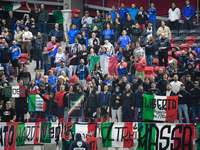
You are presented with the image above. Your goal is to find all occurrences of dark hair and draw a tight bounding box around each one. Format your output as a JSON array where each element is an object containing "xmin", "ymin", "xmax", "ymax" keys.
[
  {"xmin": 104, "ymin": 74, "xmax": 109, "ymax": 79},
  {"xmin": 106, "ymin": 22, "xmax": 112, "ymax": 30},
  {"xmin": 93, "ymin": 62, "xmax": 101, "ymax": 71},
  {"xmin": 65, "ymin": 3, "xmax": 69, "ymax": 6},
  {"xmin": 93, "ymin": 39, "xmax": 98, "ymax": 45},
  {"xmin": 121, "ymin": 2, "xmax": 125, "ymax": 5},
  {"xmin": 25, "ymin": 25, "xmax": 29, "ymax": 28},
  {"xmin": 112, "ymin": 5, "xmax": 116, "ymax": 8},
  {"xmin": 140, "ymin": 6, "xmax": 144, "ymax": 9},
  {"xmin": 172, "ymin": 2, "xmax": 176, "ymax": 5},
  {"xmin": 119, "ymin": 47, "xmax": 125, "ymax": 55}
]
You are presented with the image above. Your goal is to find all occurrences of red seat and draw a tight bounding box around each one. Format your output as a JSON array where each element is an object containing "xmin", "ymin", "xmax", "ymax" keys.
[
  {"xmin": 170, "ymin": 37, "xmax": 174, "ymax": 44},
  {"xmin": 154, "ymin": 66, "xmax": 165, "ymax": 74},
  {"xmin": 18, "ymin": 53, "xmax": 28, "ymax": 63},
  {"xmin": 193, "ymin": 51, "xmax": 198, "ymax": 58},
  {"xmin": 152, "ymin": 59, "xmax": 159, "ymax": 68},
  {"xmin": 168, "ymin": 51, "xmax": 172, "ymax": 56},
  {"xmin": 86, "ymin": 75, "xmax": 92, "ymax": 82},
  {"xmin": 36, "ymin": 118, "xmax": 46, "ymax": 122},
  {"xmin": 71, "ymin": 75, "xmax": 77, "ymax": 84},
  {"xmin": 170, "ymin": 44, "xmax": 180, "ymax": 51},
  {"xmin": 51, "ymin": 68, "xmax": 56, "ymax": 75},
  {"xmin": 175, "ymin": 51, "xmax": 182, "ymax": 56},
  {"xmin": 145, "ymin": 67, "xmax": 153, "ymax": 76},
  {"xmin": 181, "ymin": 43, "xmax": 191, "ymax": 52},
  {"xmin": 185, "ymin": 36, "xmax": 196, "ymax": 45}
]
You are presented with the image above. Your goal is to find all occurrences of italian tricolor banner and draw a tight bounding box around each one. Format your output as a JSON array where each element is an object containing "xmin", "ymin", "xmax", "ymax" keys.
[
  {"xmin": 3, "ymin": 1, "xmax": 26, "ymax": 11},
  {"xmin": 143, "ymin": 94, "xmax": 178, "ymax": 121},
  {"xmin": 16, "ymin": 122, "xmax": 41, "ymax": 145},
  {"xmin": 28, "ymin": 94, "xmax": 48, "ymax": 112},
  {"xmin": 4, "ymin": 86, "xmax": 26, "ymax": 98},
  {"xmin": 90, "ymin": 55, "xmax": 118, "ymax": 75},
  {"xmin": 68, "ymin": 94, "xmax": 84, "ymax": 116},
  {"xmin": 101, "ymin": 122, "xmax": 137, "ymax": 148},
  {"xmin": 53, "ymin": 9, "xmax": 80, "ymax": 24}
]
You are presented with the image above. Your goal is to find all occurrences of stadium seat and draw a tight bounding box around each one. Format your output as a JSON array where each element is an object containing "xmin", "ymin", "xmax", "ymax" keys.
[
  {"xmin": 174, "ymin": 37, "xmax": 185, "ymax": 45},
  {"xmin": 180, "ymin": 43, "xmax": 191, "ymax": 52},
  {"xmin": 86, "ymin": 75, "xmax": 92, "ymax": 82},
  {"xmin": 189, "ymin": 29, "xmax": 199, "ymax": 37},
  {"xmin": 191, "ymin": 43, "xmax": 197, "ymax": 50},
  {"xmin": 194, "ymin": 22, "xmax": 200, "ymax": 29},
  {"xmin": 196, "ymin": 36, "xmax": 200, "ymax": 43},
  {"xmin": 168, "ymin": 51, "xmax": 173, "ymax": 60},
  {"xmin": 51, "ymin": 67, "xmax": 56, "ymax": 75},
  {"xmin": 154, "ymin": 66, "xmax": 165, "ymax": 74},
  {"xmin": 152, "ymin": 59, "xmax": 159, "ymax": 68},
  {"xmin": 175, "ymin": 51, "xmax": 182, "ymax": 56},
  {"xmin": 179, "ymin": 29, "xmax": 189, "ymax": 38},
  {"xmin": 170, "ymin": 43, "xmax": 180, "ymax": 51},
  {"xmin": 185, "ymin": 36, "xmax": 196, "ymax": 45},
  {"xmin": 171, "ymin": 30, "xmax": 179, "ymax": 37},
  {"xmin": 170, "ymin": 37, "xmax": 174, "ymax": 44},
  {"xmin": 18, "ymin": 53, "xmax": 28, "ymax": 63},
  {"xmin": 145, "ymin": 67, "xmax": 153, "ymax": 76}
]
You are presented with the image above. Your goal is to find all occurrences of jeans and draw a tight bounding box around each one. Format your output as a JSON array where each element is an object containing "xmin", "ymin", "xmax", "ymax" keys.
[
  {"xmin": 150, "ymin": 20, "xmax": 156, "ymax": 31},
  {"xmin": 69, "ymin": 65, "xmax": 77, "ymax": 77},
  {"xmin": 135, "ymin": 107, "xmax": 144, "ymax": 122},
  {"xmin": 64, "ymin": 108, "xmax": 68, "ymax": 122},
  {"xmin": 1, "ymin": 63, "xmax": 10, "ymax": 82},
  {"xmin": 112, "ymin": 106, "xmax": 122, "ymax": 122},
  {"xmin": 51, "ymin": 57, "xmax": 55, "ymax": 67},
  {"xmin": 191, "ymin": 106, "xmax": 200, "ymax": 123},
  {"xmin": 46, "ymin": 114, "xmax": 56, "ymax": 122},
  {"xmin": 178, "ymin": 104, "xmax": 189, "ymax": 123},
  {"xmin": 146, "ymin": 55, "xmax": 152, "ymax": 66},
  {"xmin": 32, "ymin": 112, "xmax": 46, "ymax": 122},
  {"xmin": 58, "ymin": 106, "xmax": 64, "ymax": 119},
  {"xmin": 36, "ymin": 60, "xmax": 43, "ymax": 69},
  {"xmin": 122, "ymin": 105, "xmax": 133, "ymax": 122},
  {"xmin": 127, "ymin": 74, "xmax": 135, "ymax": 84},
  {"xmin": 44, "ymin": 63, "xmax": 51, "ymax": 75},
  {"xmin": 38, "ymin": 22, "xmax": 47, "ymax": 33},
  {"xmin": 79, "ymin": 79, "xmax": 86, "ymax": 90},
  {"xmin": 82, "ymin": 107, "xmax": 85, "ymax": 122}
]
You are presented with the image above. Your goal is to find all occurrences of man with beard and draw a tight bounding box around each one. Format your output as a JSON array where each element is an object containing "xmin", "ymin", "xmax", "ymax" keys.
[
  {"xmin": 147, "ymin": 82, "xmax": 161, "ymax": 95},
  {"xmin": 170, "ymin": 74, "xmax": 182, "ymax": 94},
  {"xmin": 162, "ymin": 84, "xmax": 176, "ymax": 96},
  {"xmin": 90, "ymin": 16, "xmax": 103, "ymax": 32}
]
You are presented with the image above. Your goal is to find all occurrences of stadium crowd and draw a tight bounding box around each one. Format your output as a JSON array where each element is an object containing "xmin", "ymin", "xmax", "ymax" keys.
[{"xmin": 0, "ymin": 0, "xmax": 199, "ymax": 124}]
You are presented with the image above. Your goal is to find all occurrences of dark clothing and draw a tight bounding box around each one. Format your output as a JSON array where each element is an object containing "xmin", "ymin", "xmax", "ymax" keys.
[
  {"xmin": 57, "ymin": 81, "xmax": 68, "ymax": 92},
  {"xmin": 86, "ymin": 86, "xmax": 99, "ymax": 109},
  {"xmin": 39, "ymin": 94, "xmax": 59, "ymax": 116},
  {"xmin": 121, "ymin": 90, "xmax": 134, "ymax": 107},
  {"xmin": 126, "ymin": 61, "xmax": 135, "ymax": 75},
  {"xmin": 157, "ymin": 79, "xmax": 169, "ymax": 93},
  {"xmin": 70, "ymin": 138, "xmax": 89, "ymax": 150},
  {"xmin": 113, "ymin": 22, "xmax": 123, "ymax": 42},
  {"xmin": 29, "ymin": 23, "xmax": 38, "ymax": 36},
  {"xmin": 189, "ymin": 87, "xmax": 200, "ymax": 106},
  {"xmin": 69, "ymin": 53, "xmax": 78, "ymax": 65},
  {"xmin": 177, "ymin": 90, "xmax": 189, "ymax": 104},
  {"xmin": 72, "ymin": 17, "xmax": 82, "ymax": 30},
  {"xmin": 15, "ymin": 97, "xmax": 26, "ymax": 109},
  {"xmin": 111, "ymin": 92, "xmax": 122, "ymax": 109},
  {"xmin": 147, "ymin": 88, "xmax": 161, "ymax": 95},
  {"xmin": 143, "ymin": 83, "xmax": 150, "ymax": 92},
  {"xmin": 134, "ymin": 90, "xmax": 144, "ymax": 108},
  {"xmin": 72, "ymin": 83, "xmax": 80, "ymax": 93},
  {"xmin": 99, "ymin": 91, "xmax": 111, "ymax": 107},
  {"xmin": 118, "ymin": 81, "xmax": 128, "ymax": 92},
  {"xmin": 78, "ymin": 38, "xmax": 86, "ymax": 45},
  {"xmin": 37, "ymin": 9, "xmax": 49, "ymax": 22},
  {"xmin": 1, "ymin": 107, "xmax": 16, "ymax": 122},
  {"xmin": 49, "ymin": 29, "xmax": 63, "ymax": 43},
  {"xmin": 34, "ymin": 37, "xmax": 46, "ymax": 60},
  {"xmin": 172, "ymin": 52, "xmax": 188, "ymax": 69},
  {"xmin": 44, "ymin": 82, "xmax": 52, "ymax": 94},
  {"xmin": 78, "ymin": 51, "xmax": 89, "ymax": 65},
  {"xmin": 17, "ymin": 71, "xmax": 31, "ymax": 86},
  {"xmin": 124, "ymin": 49, "xmax": 133, "ymax": 62},
  {"xmin": 0, "ymin": 47, "xmax": 12, "ymax": 63},
  {"xmin": 30, "ymin": 10, "xmax": 38, "ymax": 23},
  {"xmin": 135, "ymin": 11, "xmax": 148, "ymax": 25},
  {"xmin": 131, "ymin": 79, "xmax": 144, "ymax": 92},
  {"xmin": 145, "ymin": 42, "xmax": 156, "ymax": 56},
  {"xmin": 162, "ymin": 91, "xmax": 176, "ymax": 96},
  {"xmin": 155, "ymin": 74, "xmax": 163, "ymax": 82},
  {"xmin": 6, "ymin": 16, "xmax": 17, "ymax": 29},
  {"xmin": 131, "ymin": 27, "xmax": 143, "ymax": 42},
  {"xmin": 123, "ymin": 20, "xmax": 134, "ymax": 35},
  {"xmin": 185, "ymin": 80, "xmax": 194, "ymax": 92}
]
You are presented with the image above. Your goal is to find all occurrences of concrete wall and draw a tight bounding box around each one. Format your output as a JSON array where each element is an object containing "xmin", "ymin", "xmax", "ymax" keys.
[{"xmin": 71, "ymin": 0, "xmax": 83, "ymax": 17}]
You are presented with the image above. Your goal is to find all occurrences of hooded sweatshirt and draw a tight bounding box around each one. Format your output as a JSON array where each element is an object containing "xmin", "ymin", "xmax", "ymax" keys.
[{"xmin": 86, "ymin": 86, "xmax": 99, "ymax": 108}]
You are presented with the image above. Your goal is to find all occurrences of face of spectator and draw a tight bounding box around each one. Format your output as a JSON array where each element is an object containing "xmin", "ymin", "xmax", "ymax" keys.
[
  {"xmin": 41, "ymin": 4, "xmax": 45, "ymax": 10},
  {"xmin": 58, "ymin": 47, "xmax": 62, "ymax": 52},
  {"xmin": 37, "ymin": 32, "xmax": 42, "ymax": 38},
  {"xmin": 51, "ymin": 37, "xmax": 56, "ymax": 43},
  {"xmin": 75, "ymin": 13, "xmax": 78, "ymax": 17},
  {"xmin": 122, "ymin": 30, "xmax": 126, "ymax": 36},
  {"xmin": 148, "ymin": 22, "xmax": 152, "ymax": 27},
  {"xmin": 167, "ymin": 85, "xmax": 172, "ymax": 91},
  {"xmin": 82, "ymin": 45, "xmax": 86, "ymax": 51},
  {"xmin": 49, "ymin": 71, "xmax": 53, "ymax": 76},
  {"xmin": 91, "ymin": 33, "xmax": 96, "ymax": 38},
  {"xmin": 106, "ymin": 23, "xmax": 111, "ymax": 29},
  {"xmin": 151, "ymin": 83, "xmax": 156, "ymax": 88},
  {"xmin": 172, "ymin": 3, "xmax": 176, "ymax": 8},
  {"xmin": 17, "ymin": 26, "xmax": 20, "ymax": 31},
  {"xmin": 159, "ymin": 69, "xmax": 163, "ymax": 74},
  {"xmin": 73, "ymin": 47, "xmax": 77, "ymax": 53},
  {"xmin": 21, "ymin": 20, "xmax": 24, "ymax": 25},
  {"xmin": 126, "ymin": 84, "xmax": 131, "ymax": 91},
  {"xmin": 6, "ymin": 101, "xmax": 11, "ymax": 109},
  {"xmin": 194, "ymin": 83, "xmax": 199, "ymax": 88},
  {"xmin": 134, "ymin": 78, "xmax": 138, "ymax": 82},
  {"xmin": 138, "ymin": 85, "xmax": 143, "ymax": 91},
  {"xmin": 112, "ymin": 6, "xmax": 116, "ymax": 11},
  {"xmin": 186, "ymin": 76, "xmax": 191, "ymax": 81},
  {"xmin": 43, "ymin": 47, "xmax": 47, "ymax": 52},
  {"xmin": 9, "ymin": 11, "xmax": 13, "ymax": 17},
  {"xmin": 140, "ymin": 7, "xmax": 144, "ymax": 11},
  {"xmin": 145, "ymin": 78, "xmax": 150, "ymax": 84},
  {"xmin": 2, "ymin": 19, "xmax": 6, "ymax": 24},
  {"xmin": 181, "ymin": 51, "xmax": 185, "ymax": 56},
  {"xmin": 80, "ymin": 59, "xmax": 84, "ymax": 65},
  {"xmin": 65, "ymin": 4, "xmax": 69, "ymax": 10},
  {"xmin": 94, "ymin": 16, "xmax": 98, "ymax": 21},
  {"xmin": 55, "ymin": 23, "xmax": 59, "ymax": 29},
  {"xmin": 180, "ymin": 85, "xmax": 185, "ymax": 90},
  {"xmin": 174, "ymin": 75, "xmax": 178, "ymax": 81},
  {"xmin": 75, "ymin": 77, "xmax": 79, "ymax": 84},
  {"xmin": 137, "ymin": 53, "xmax": 141, "ymax": 59},
  {"xmin": 4, "ymin": 42, "xmax": 8, "ymax": 48},
  {"xmin": 60, "ymin": 86, "xmax": 65, "ymax": 92},
  {"xmin": 44, "ymin": 76, "xmax": 48, "ymax": 83},
  {"xmin": 23, "ymin": 65, "xmax": 28, "ymax": 72},
  {"xmin": 34, "ymin": 6, "xmax": 38, "ymax": 11},
  {"xmin": 5, "ymin": 28, "xmax": 8, "ymax": 32},
  {"xmin": 121, "ymin": 3, "xmax": 125, "ymax": 8},
  {"xmin": 136, "ymin": 42, "xmax": 140, "ymax": 48},
  {"xmin": 104, "ymin": 39, "xmax": 109, "ymax": 44},
  {"xmin": 127, "ymin": 15, "xmax": 131, "ymax": 20},
  {"xmin": 25, "ymin": 26, "xmax": 29, "ymax": 31},
  {"xmin": 90, "ymin": 48, "xmax": 94, "ymax": 54},
  {"xmin": 12, "ymin": 40, "xmax": 17, "ymax": 46},
  {"xmin": 163, "ymin": 74, "xmax": 167, "ymax": 80},
  {"xmin": 61, "ymin": 71, "xmax": 66, "ymax": 77},
  {"xmin": 161, "ymin": 21, "xmax": 165, "ymax": 26},
  {"xmin": 135, "ymin": 23, "xmax": 139, "ymax": 27},
  {"xmin": 137, "ymin": 74, "xmax": 142, "ymax": 80},
  {"xmin": 150, "ymin": 3, "xmax": 154, "ymax": 8},
  {"xmin": 122, "ymin": 76, "xmax": 127, "ymax": 82},
  {"xmin": 85, "ymin": 12, "xmax": 89, "ymax": 17},
  {"xmin": 104, "ymin": 86, "xmax": 108, "ymax": 91},
  {"xmin": 1, "ymin": 75, "xmax": 6, "ymax": 81},
  {"xmin": 186, "ymin": 0, "xmax": 190, "ymax": 5},
  {"xmin": 72, "ymin": 24, "xmax": 76, "ymax": 30},
  {"xmin": 132, "ymin": 4, "xmax": 136, "ymax": 9},
  {"xmin": 49, "ymin": 93, "xmax": 53, "ymax": 98}
]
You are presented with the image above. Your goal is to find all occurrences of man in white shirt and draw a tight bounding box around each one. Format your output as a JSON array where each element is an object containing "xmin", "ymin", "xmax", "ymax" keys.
[
  {"xmin": 170, "ymin": 75, "xmax": 182, "ymax": 94},
  {"xmin": 81, "ymin": 11, "xmax": 92, "ymax": 38},
  {"xmin": 168, "ymin": 2, "xmax": 181, "ymax": 30},
  {"xmin": 62, "ymin": 3, "xmax": 70, "ymax": 38},
  {"xmin": 21, "ymin": 25, "xmax": 33, "ymax": 61},
  {"xmin": 133, "ymin": 41, "xmax": 145, "ymax": 60},
  {"xmin": 88, "ymin": 32, "xmax": 100, "ymax": 47}
]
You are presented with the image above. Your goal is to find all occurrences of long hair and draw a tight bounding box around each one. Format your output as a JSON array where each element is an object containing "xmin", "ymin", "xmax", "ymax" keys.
[
  {"xmin": 148, "ymin": 37, "xmax": 155, "ymax": 44},
  {"xmin": 35, "ymin": 72, "xmax": 42, "ymax": 79},
  {"xmin": 106, "ymin": 14, "xmax": 113, "ymax": 23},
  {"xmin": 93, "ymin": 62, "xmax": 101, "ymax": 71}
]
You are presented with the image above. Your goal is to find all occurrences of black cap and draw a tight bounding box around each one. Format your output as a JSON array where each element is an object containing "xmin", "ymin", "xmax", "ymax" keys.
[
  {"xmin": 40, "ymin": 84, "xmax": 45, "ymax": 87},
  {"xmin": 75, "ymin": 12, "xmax": 79, "ymax": 14},
  {"xmin": 148, "ymin": 21, "xmax": 153, "ymax": 24},
  {"xmin": 181, "ymin": 84, "xmax": 185, "ymax": 86}
]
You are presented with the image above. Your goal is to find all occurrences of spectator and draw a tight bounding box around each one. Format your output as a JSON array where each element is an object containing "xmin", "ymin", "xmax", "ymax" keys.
[
  {"xmin": 142, "ymin": 21, "xmax": 156, "ymax": 45},
  {"xmin": 134, "ymin": 53, "xmax": 146, "ymax": 81},
  {"xmin": 57, "ymin": 75, "xmax": 68, "ymax": 92},
  {"xmin": 90, "ymin": 16, "xmax": 103, "ymax": 32},
  {"xmin": 99, "ymin": 85, "xmax": 111, "ymax": 122},
  {"xmin": 116, "ymin": 57, "xmax": 127, "ymax": 80},
  {"xmin": 168, "ymin": 2, "xmax": 181, "ymax": 30},
  {"xmin": 116, "ymin": 13, "xmax": 123, "ymax": 24},
  {"xmin": 69, "ymin": 46, "xmax": 78, "ymax": 77},
  {"xmin": 117, "ymin": 30, "xmax": 131, "ymax": 49},
  {"xmin": 21, "ymin": 25, "xmax": 33, "ymax": 62},
  {"xmin": 96, "ymin": 10, "xmax": 102, "ymax": 22},
  {"xmin": 72, "ymin": 77, "xmax": 80, "ymax": 93},
  {"xmin": 90, "ymin": 39, "xmax": 100, "ymax": 55},
  {"xmin": 145, "ymin": 37, "xmax": 156, "ymax": 66},
  {"xmin": 42, "ymin": 47, "xmax": 54, "ymax": 75},
  {"xmin": 63, "ymin": 86, "xmax": 73, "ymax": 122},
  {"xmin": 17, "ymin": 64, "xmax": 31, "ymax": 86},
  {"xmin": 133, "ymin": 41, "xmax": 145, "ymax": 60},
  {"xmin": 87, "ymin": 47, "xmax": 97, "ymax": 63},
  {"xmin": 157, "ymin": 73, "xmax": 169, "ymax": 94},
  {"xmin": 66, "ymin": 37, "xmax": 82, "ymax": 52},
  {"xmin": 134, "ymin": 85, "xmax": 145, "ymax": 122},
  {"xmin": 66, "ymin": 24, "xmax": 80, "ymax": 45},
  {"xmin": 131, "ymin": 22, "xmax": 143, "ymax": 48},
  {"xmin": 0, "ymin": 101, "xmax": 16, "ymax": 122},
  {"xmin": 113, "ymin": 18, "xmax": 123, "ymax": 43},
  {"xmin": 147, "ymin": 3, "xmax": 157, "ymax": 30},
  {"xmin": 29, "ymin": 18, "xmax": 38, "ymax": 36},
  {"xmin": 36, "ymin": 4, "xmax": 49, "ymax": 33},
  {"xmin": 143, "ymin": 77, "xmax": 151, "ymax": 91},
  {"xmin": 157, "ymin": 21, "xmax": 171, "ymax": 40},
  {"xmin": 49, "ymin": 23, "xmax": 63, "ymax": 44},
  {"xmin": 23, "ymin": 14, "xmax": 31, "ymax": 26},
  {"xmin": 103, "ymin": 39, "xmax": 114, "ymax": 52},
  {"xmin": 155, "ymin": 68, "xmax": 164, "ymax": 82},
  {"xmin": 43, "ymin": 75, "xmax": 51, "ymax": 94},
  {"xmin": 127, "ymin": 56, "xmax": 135, "ymax": 83},
  {"xmin": 81, "ymin": 11, "xmax": 92, "ymax": 38},
  {"xmin": 124, "ymin": 45, "xmax": 132, "ymax": 62},
  {"xmin": 70, "ymin": 133, "xmax": 89, "ymax": 150},
  {"xmin": 111, "ymin": 86, "xmax": 122, "ymax": 122},
  {"xmin": 117, "ymin": 47, "xmax": 125, "ymax": 62},
  {"xmin": 127, "ymin": 4, "xmax": 139, "ymax": 21},
  {"xmin": 183, "ymin": 0, "xmax": 194, "ymax": 30},
  {"xmin": 147, "ymin": 82, "xmax": 161, "ymax": 95},
  {"xmin": 110, "ymin": 5, "xmax": 118, "ymax": 21},
  {"xmin": 72, "ymin": 12, "xmax": 81, "ymax": 30},
  {"xmin": 47, "ymin": 36, "xmax": 60, "ymax": 67},
  {"xmin": 123, "ymin": 14, "xmax": 134, "ymax": 39},
  {"xmin": 102, "ymin": 23, "xmax": 114, "ymax": 43},
  {"xmin": 177, "ymin": 84, "xmax": 189, "ymax": 123},
  {"xmin": 54, "ymin": 47, "xmax": 65, "ymax": 67},
  {"xmin": 170, "ymin": 75, "xmax": 182, "ymax": 94},
  {"xmin": 162, "ymin": 84, "xmax": 176, "ymax": 96},
  {"xmin": 4, "ymin": 28, "xmax": 13, "ymax": 46},
  {"xmin": 121, "ymin": 84, "xmax": 134, "ymax": 122},
  {"xmin": 63, "ymin": 50, "xmax": 69, "ymax": 67},
  {"xmin": 77, "ymin": 33, "xmax": 86, "ymax": 45},
  {"xmin": 185, "ymin": 74, "xmax": 194, "ymax": 92},
  {"xmin": 189, "ymin": 81, "xmax": 200, "ymax": 123},
  {"xmin": 34, "ymin": 32, "xmax": 45, "ymax": 70},
  {"xmin": 172, "ymin": 49, "xmax": 188, "ymax": 70},
  {"xmin": 34, "ymin": 72, "xmax": 44, "ymax": 88},
  {"xmin": 157, "ymin": 33, "xmax": 171, "ymax": 67},
  {"xmin": 88, "ymin": 32, "xmax": 100, "ymax": 48},
  {"xmin": 19, "ymin": 20, "xmax": 25, "ymax": 31},
  {"xmin": 10, "ymin": 40, "xmax": 21, "ymax": 76},
  {"xmin": 14, "ymin": 26, "xmax": 22, "ymax": 45},
  {"xmin": 15, "ymin": 80, "xmax": 26, "ymax": 122},
  {"xmin": 48, "ymin": 69, "xmax": 58, "ymax": 96},
  {"xmin": 135, "ymin": 6, "xmax": 148, "ymax": 30},
  {"xmin": 26, "ymin": 3, "xmax": 39, "ymax": 22},
  {"xmin": 117, "ymin": 3, "xmax": 129, "ymax": 22},
  {"xmin": 55, "ymin": 61, "xmax": 70, "ymax": 79},
  {"xmin": 78, "ymin": 45, "xmax": 89, "ymax": 65},
  {"xmin": 55, "ymin": 85, "xmax": 66, "ymax": 120},
  {"xmin": 6, "ymin": 11, "xmax": 17, "ymax": 36},
  {"xmin": 0, "ymin": 42, "xmax": 12, "ymax": 82},
  {"xmin": 91, "ymin": 62, "xmax": 103, "ymax": 84},
  {"xmin": 1, "ymin": 19, "xmax": 6, "ymax": 32}
]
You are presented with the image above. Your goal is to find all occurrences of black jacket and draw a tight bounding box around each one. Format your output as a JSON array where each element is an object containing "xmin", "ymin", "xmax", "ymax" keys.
[
  {"xmin": 123, "ymin": 19, "xmax": 134, "ymax": 35},
  {"xmin": 131, "ymin": 27, "xmax": 143, "ymax": 42},
  {"xmin": 78, "ymin": 50, "xmax": 89, "ymax": 65},
  {"xmin": 135, "ymin": 11, "xmax": 148, "ymax": 24},
  {"xmin": 131, "ymin": 79, "xmax": 144, "ymax": 92},
  {"xmin": 126, "ymin": 61, "xmax": 135, "ymax": 75},
  {"xmin": 44, "ymin": 82, "xmax": 52, "ymax": 94},
  {"xmin": 172, "ymin": 52, "xmax": 188, "ymax": 69},
  {"xmin": 113, "ymin": 22, "xmax": 123, "ymax": 42},
  {"xmin": 121, "ymin": 90, "xmax": 134, "ymax": 106},
  {"xmin": 157, "ymin": 79, "xmax": 169, "ymax": 93},
  {"xmin": 143, "ymin": 83, "xmax": 151, "ymax": 92},
  {"xmin": 189, "ymin": 87, "xmax": 200, "ymax": 106},
  {"xmin": 162, "ymin": 91, "xmax": 176, "ymax": 96},
  {"xmin": 185, "ymin": 80, "xmax": 194, "ymax": 92},
  {"xmin": 157, "ymin": 38, "xmax": 171, "ymax": 53},
  {"xmin": 147, "ymin": 88, "xmax": 161, "ymax": 95},
  {"xmin": 39, "ymin": 94, "xmax": 59, "ymax": 116},
  {"xmin": 134, "ymin": 90, "xmax": 145, "ymax": 108},
  {"xmin": 86, "ymin": 86, "xmax": 99, "ymax": 108},
  {"xmin": 111, "ymin": 91, "xmax": 122, "ymax": 109},
  {"xmin": 0, "ymin": 47, "xmax": 12, "ymax": 63},
  {"xmin": 145, "ymin": 42, "xmax": 156, "ymax": 56},
  {"xmin": 155, "ymin": 73, "xmax": 163, "ymax": 82},
  {"xmin": 177, "ymin": 90, "xmax": 189, "ymax": 105}
]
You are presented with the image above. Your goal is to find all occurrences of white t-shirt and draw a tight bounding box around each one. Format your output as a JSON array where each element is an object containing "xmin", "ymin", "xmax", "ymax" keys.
[
  {"xmin": 22, "ymin": 31, "xmax": 33, "ymax": 42},
  {"xmin": 170, "ymin": 81, "xmax": 182, "ymax": 94}
]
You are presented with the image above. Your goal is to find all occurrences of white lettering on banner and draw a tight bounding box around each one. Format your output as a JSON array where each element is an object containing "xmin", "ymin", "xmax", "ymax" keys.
[
  {"xmin": 35, "ymin": 95, "xmax": 43, "ymax": 111},
  {"xmin": 70, "ymin": 101, "xmax": 81, "ymax": 110}
]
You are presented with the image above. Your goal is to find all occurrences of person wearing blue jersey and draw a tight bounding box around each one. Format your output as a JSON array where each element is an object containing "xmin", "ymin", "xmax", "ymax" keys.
[
  {"xmin": 147, "ymin": 3, "xmax": 157, "ymax": 30},
  {"xmin": 48, "ymin": 69, "xmax": 58, "ymax": 96},
  {"xmin": 117, "ymin": 3, "xmax": 129, "ymax": 23},
  {"xmin": 127, "ymin": 4, "xmax": 139, "ymax": 21},
  {"xmin": 183, "ymin": 0, "xmax": 195, "ymax": 30},
  {"xmin": 117, "ymin": 30, "xmax": 131, "ymax": 49},
  {"xmin": 82, "ymin": 31, "xmax": 88, "ymax": 48},
  {"xmin": 102, "ymin": 23, "xmax": 114, "ymax": 44},
  {"xmin": 10, "ymin": 40, "xmax": 21, "ymax": 76},
  {"xmin": 110, "ymin": 5, "xmax": 118, "ymax": 21},
  {"xmin": 66, "ymin": 24, "xmax": 80, "ymax": 44}
]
